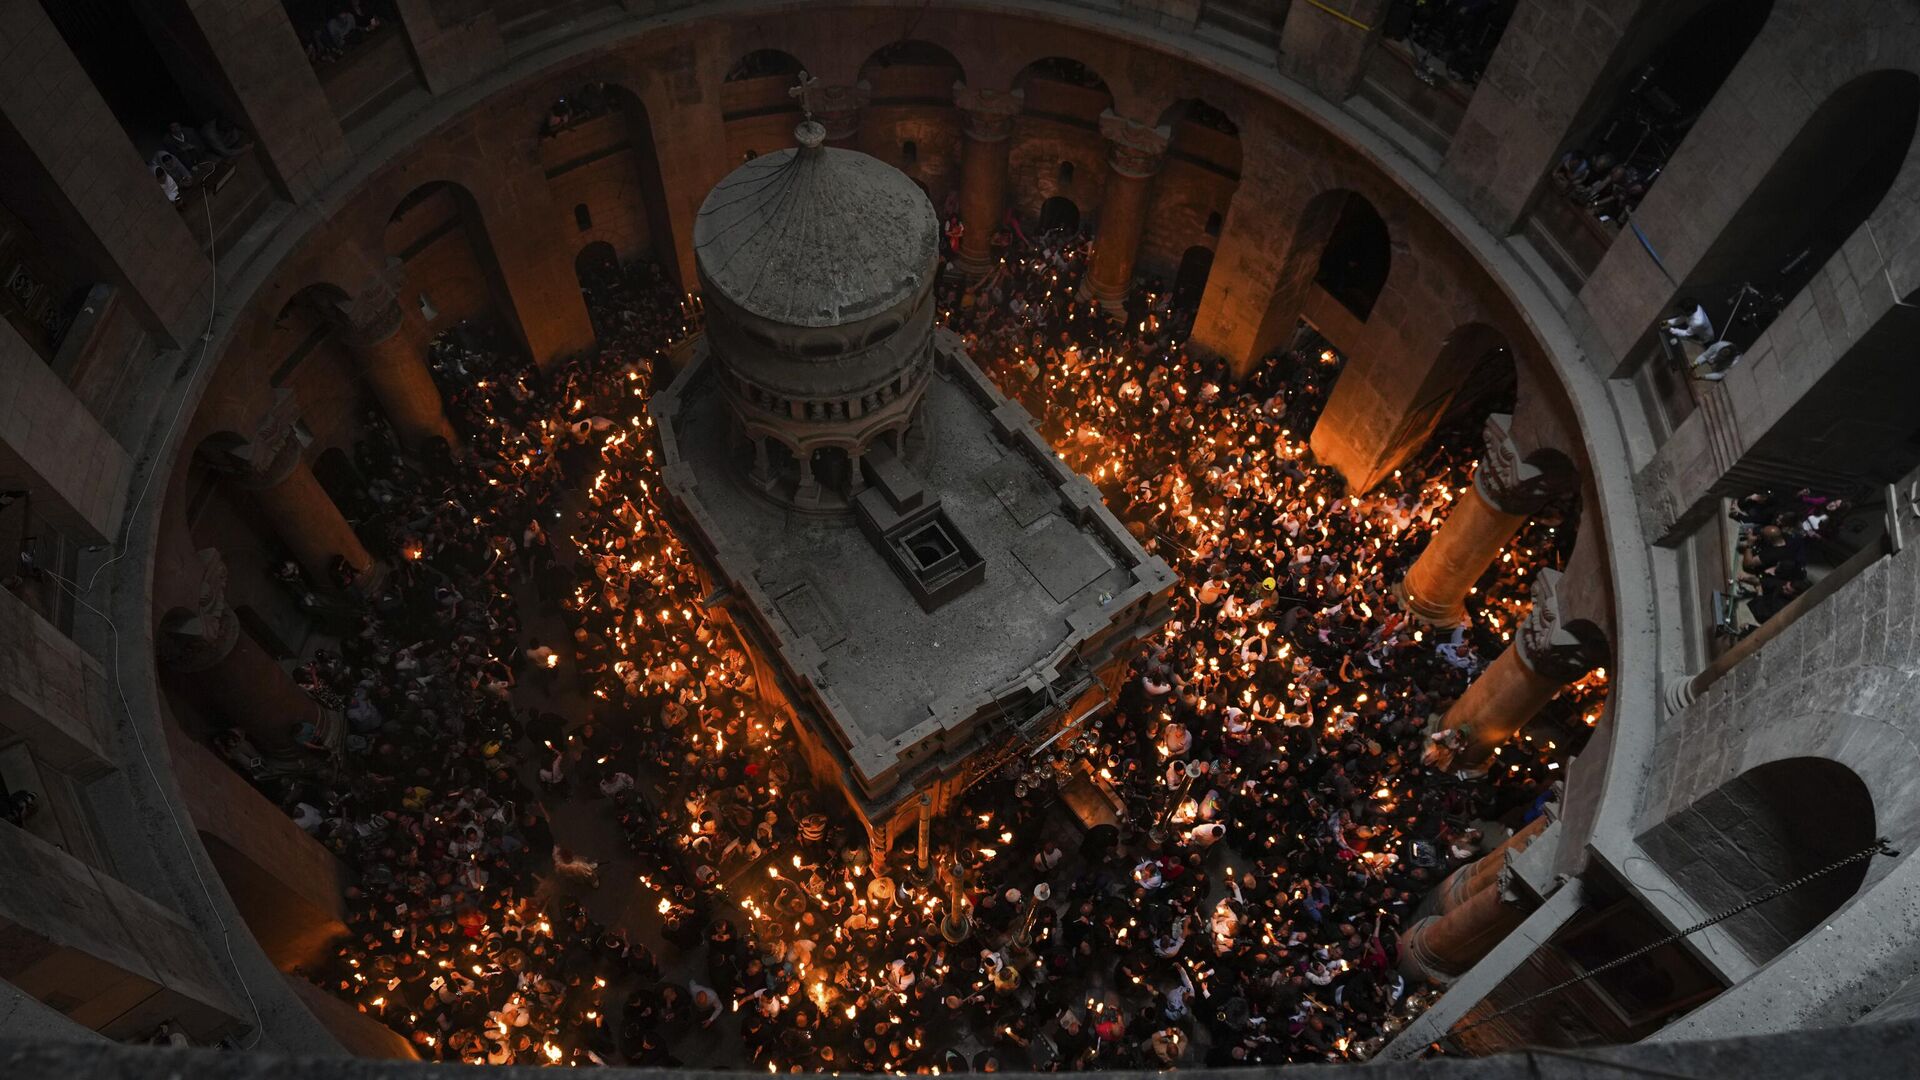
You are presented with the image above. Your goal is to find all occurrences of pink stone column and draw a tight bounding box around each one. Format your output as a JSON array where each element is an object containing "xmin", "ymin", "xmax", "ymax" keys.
[
  {"xmin": 1439, "ymin": 569, "xmax": 1605, "ymax": 760},
  {"xmin": 1086, "ymin": 112, "xmax": 1170, "ymax": 312},
  {"xmin": 1400, "ymin": 415, "xmax": 1567, "ymax": 624},
  {"xmin": 952, "ymin": 85, "xmax": 1024, "ymax": 279}
]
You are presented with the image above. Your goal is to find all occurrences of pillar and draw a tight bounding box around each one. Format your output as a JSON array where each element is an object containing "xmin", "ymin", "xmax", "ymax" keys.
[
  {"xmin": 0, "ymin": 825, "xmax": 248, "ymax": 1042},
  {"xmin": 1, "ymin": 322, "xmax": 133, "ymax": 546},
  {"xmin": 0, "ymin": 0, "xmax": 210, "ymax": 345},
  {"xmin": 1399, "ymin": 414, "xmax": 1567, "ymax": 625},
  {"xmin": 951, "ymin": 84, "xmax": 1024, "ymax": 278},
  {"xmin": 813, "ymin": 83, "xmax": 869, "ymax": 150},
  {"xmin": 1439, "ymin": 569, "xmax": 1605, "ymax": 759},
  {"xmin": 1087, "ymin": 111, "xmax": 1170, "ymax": 312},
  {"xmin": 0, "ymin": 584, "xmax": 113, "ymax": 778},
  {"xmin": 1277, "ymin": 0, "xmax": 1389, "ymax": 101},
  {"xmin": 794, "ymin": 448, "xmax": 821, "ymax": 506},
  {"xmin": 392, "ymin": 0, "xmax": 505, "ymax": 95},
  {"xmin": 243, "ymin": 435, "xmax": 376, "ymax": 590},
  {"xmin": 345, "ymin": 295, "xmax": 456, "ymax": 449},
  {"xmin": 1397, "ymin": 867, "xmax": 1532, "ymax": 983},
  {"xmin": 1435, "ymin": 806, "xmax": 1554, "ymax": 914},
  {"xmin": 164, "ymin": 0, "xmax": 350, "ymax": 199},
  {"xmin": 157, "ymin": 550, "xmax": 326, "ymax": 761}
]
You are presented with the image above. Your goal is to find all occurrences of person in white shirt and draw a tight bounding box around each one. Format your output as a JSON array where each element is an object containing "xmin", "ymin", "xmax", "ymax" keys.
[{"xmin": 1664, "ymin": 298, "xmax": 1714, "ymax": 343}]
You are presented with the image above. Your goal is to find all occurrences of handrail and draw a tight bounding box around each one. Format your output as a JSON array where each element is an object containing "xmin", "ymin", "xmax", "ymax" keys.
[{"xmin": 1667, "ymin": 509, "xmax": 1896, "ymax": 714}]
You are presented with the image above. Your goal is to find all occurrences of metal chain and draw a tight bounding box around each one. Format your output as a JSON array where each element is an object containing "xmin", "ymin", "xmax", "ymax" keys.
[{"xmin": 1440, "ymin": 836, "xmax": 1898, "ymax": 1044}]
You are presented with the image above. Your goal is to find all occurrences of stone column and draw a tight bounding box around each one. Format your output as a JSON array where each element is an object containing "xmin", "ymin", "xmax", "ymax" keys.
[
  {"xmin": 345, "ymin": 294, "xmax": 456, "ymax": 449},
  {"xmin": 1435, "ymin": 806, "xmax": 1554, "ymax": 913},
  {"xmin": 207, "ymin": 400, "xmax": 377, "ymax": 591},
  {"xmin": 813, "ymin": 83, "xmax": 870, "ymax": 150},
  {"xmin": 794, "ymin": 449, "xmax": 821, "ymax": 507},
  {"xmin": 1087, "ymin": 112, "xmax": 1170, "ymax": 312},
  {"xmin": 158, "ymin": 550, "xmax": 326, "ymax": 762},
  {"xmin": 245, "ymin": 440, "xmax": 376, "ymax": 591},
  {"xmin": 951, "ymin": 85, "xmax": 1024, "ymax": 279},
  {"xmin": 1440, "ymin": 569, "xmax": 1605, "ymax": 759},
  {"xmin": 1397, "ymin": 866, "xmax": 1531, "ymax": 983},
  {"xmin": 750, "ymin": 436, "xmax": 773, "ymax": 486},
  {"xmin": 1399, "ymin": 414, "xmax": 1567, "ymax": 624}
]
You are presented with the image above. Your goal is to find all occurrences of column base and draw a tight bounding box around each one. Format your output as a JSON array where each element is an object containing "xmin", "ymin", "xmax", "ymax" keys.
[
  {"xmin": 951, "ymin": 250, "xmax": 997, "ymax": 280},
  {"xmin": 1087, "ymin": 278, "xmax": 1129, "ymax": 313},
  {"xmin": 1395, "ymin": 915, "xmax": 1459, "ymax": 984},
  {"xmin": 1395, "ymin": 577, "xmax": 1467, "ymax": 627}
]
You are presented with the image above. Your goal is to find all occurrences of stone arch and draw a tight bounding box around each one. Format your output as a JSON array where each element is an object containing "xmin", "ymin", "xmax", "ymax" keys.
[
  {"xmin": 1639, "ymin": 757, "xmax": 1875, "ymax": 965},
  {"xmin": 723, "ymin": 49, "xmax": 810, "ymax": 162},
  {"xmin": 858, "ymin": 40, "xmax": 964, "ymax": 103},
  {"xmin": 1142, "ymin": 98, "xmax": 1241, "ymax": 281},
  {"xmin": 1038, "ymin": 196, "xmax": 1080, "ymax": 235},
  {"xmin": 1013, "ymin": 56, "xmax": 1114, "ymax": 124},
  {"xmin": 855, "ymin": 41, "xmax": 965, "ymax": 205},
  {"xmin": 1429, "ymin": 322, "xmax": 1521, "ymax": 434},
  {"xmin": 537, "ymin": 82, "xmax": 680, "ymax": 284},
  {"xmin": 725, "ymin": 48, "xmax": 807, "ymax": 84},
  {"xmin": 1314, "ymin": 190, "xmax": 1392, "ymax": 323},
  {"xmin": 574, "ymin": 240, "xmax": 619, "ymax": 284},
  {"xmin": 382, "ymin": 179, "xmax": 515, "ymax": 344},
  {"xmin": 1665, "ymin": 69, "xmax": 1918, "ymax": 351}
]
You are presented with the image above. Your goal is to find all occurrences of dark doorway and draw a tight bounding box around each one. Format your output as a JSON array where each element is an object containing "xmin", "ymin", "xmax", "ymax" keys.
[
  {"xmin": 1173, "ymin": 246, "xmax": 1214, "ymax": 309},
  {"xmin": 1039, "ymin": 196, "xmax": 1080, "ymax": 236}
]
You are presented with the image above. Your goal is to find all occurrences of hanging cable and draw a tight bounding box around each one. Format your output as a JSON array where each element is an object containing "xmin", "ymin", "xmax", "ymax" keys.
[{"xmin": 1437, "ymin": 836, "xmax": 1897, "ymax": 1049}]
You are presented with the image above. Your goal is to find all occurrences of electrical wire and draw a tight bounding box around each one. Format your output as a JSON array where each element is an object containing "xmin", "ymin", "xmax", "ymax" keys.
[
  {"xmin": 1440, "ymin": 837, "xmax": 1896, "ymax": 1048},
  {"xmin": 47, "ymin": 188, "xmax": 267, "ymax": 1048}
]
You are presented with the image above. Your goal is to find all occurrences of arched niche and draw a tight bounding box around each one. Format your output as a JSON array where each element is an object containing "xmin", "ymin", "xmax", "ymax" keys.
[
  {"xmin": 1313, "ymin": 191, "xmax": 1391, "ymax": 323},
  {"xmin": 1640, "ymin": 757, "xmax": 1876, "ymax": 965},
  {"xmin": 537, "ymin": 82, "xmax": 681, "ymax": 285}
]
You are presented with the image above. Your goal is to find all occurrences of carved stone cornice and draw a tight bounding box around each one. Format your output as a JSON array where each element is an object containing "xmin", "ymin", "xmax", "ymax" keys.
[
  {"xmin": 157, "ymin": 549, "xmax": 240, "ymax": 673},
  {"xmin": 953, "ymin": 84, "xmax": 1023, "ymax": 142},
  {"xmin": 1513, "ymin": 569, "xmax": 1607, "ymax": 683},
  {"xmin": 1474, "ymin": 412, "xmax": 1565, "ymax": 515},
  {"xmin": 1098, "ymin": 110, "xmax": 1170, "ymax": 179},
  {"xmin": 344, "ymin": 292, "xmax": 406, "ymax": 350}
]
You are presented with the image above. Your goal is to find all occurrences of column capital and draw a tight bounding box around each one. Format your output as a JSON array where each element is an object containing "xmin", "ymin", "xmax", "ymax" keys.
[
  {"xmin": 1513, "ymin": 569, "xmax": 1607, "ymax": 682},
  {"xmin": 1474, "ymin": 413, "xmax": 1567, "ymax": 514},
  {"xmin": 954, "ymin": 83, "xmax": 1024, "ymax": 141},
  {"xmin": 1098, "ymin": 110, "xmax": 1171, "ymax": 178},
  {"xmin": 343, "ymin": 291, "xmax": 406, "ymax": 349},
  {"xmin": 157, "ymin": 549, "xmax": 241, "ymax": 673}
]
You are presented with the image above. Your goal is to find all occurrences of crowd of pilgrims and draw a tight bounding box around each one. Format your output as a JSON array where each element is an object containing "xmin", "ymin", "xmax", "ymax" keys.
[{"xmin": 243, "ymin": 222, "xmax": 1604, "ymax": 1070}]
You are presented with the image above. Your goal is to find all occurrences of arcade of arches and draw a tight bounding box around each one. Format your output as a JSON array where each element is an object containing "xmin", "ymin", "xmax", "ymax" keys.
[{"xmin": 2, "ymin": 1, "xmax": 1919, "ymax": 1077}]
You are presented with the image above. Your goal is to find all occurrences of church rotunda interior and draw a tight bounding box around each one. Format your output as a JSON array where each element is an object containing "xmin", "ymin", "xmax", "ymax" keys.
[{"xmin": 2, "ymin": 1, "xmax": 1920, "ymax": 1076}]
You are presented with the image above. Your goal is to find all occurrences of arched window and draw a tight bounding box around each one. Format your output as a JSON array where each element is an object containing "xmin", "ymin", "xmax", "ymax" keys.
[
  {"xmin": 1057, "ymin": 161, "xmax": 1075, "ymax": 186},
  {"xmin": 1314, "ymin": 193, "xmax": 1391, "ymax": 323},
  {"xmin": 573, "ymin": 203, "xmax": 592, "ymax": 232},
  {"xmin": 1204, "ymin": 211, "xmax": 1223, "ymax": 238},
  {"xmin": 902, "ymin": 140, "xmax": 918, "ymax": 165}
]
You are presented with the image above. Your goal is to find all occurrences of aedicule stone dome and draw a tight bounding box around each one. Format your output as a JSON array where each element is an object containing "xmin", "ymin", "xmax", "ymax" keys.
[{"xmin": 694, "ymin": 122, "xmax": 939, "ymax": 329}]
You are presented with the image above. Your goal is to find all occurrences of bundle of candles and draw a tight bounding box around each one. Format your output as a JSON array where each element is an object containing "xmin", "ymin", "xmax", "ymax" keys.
[{"xmin": 274, "ymin": 234, "xmax": 1601, "ymax": 1071}]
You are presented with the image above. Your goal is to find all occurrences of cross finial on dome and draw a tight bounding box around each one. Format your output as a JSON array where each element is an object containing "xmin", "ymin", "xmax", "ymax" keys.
[{"xmin": 789, "ymin": 70, "xmax": 822, "ymax": 120}]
